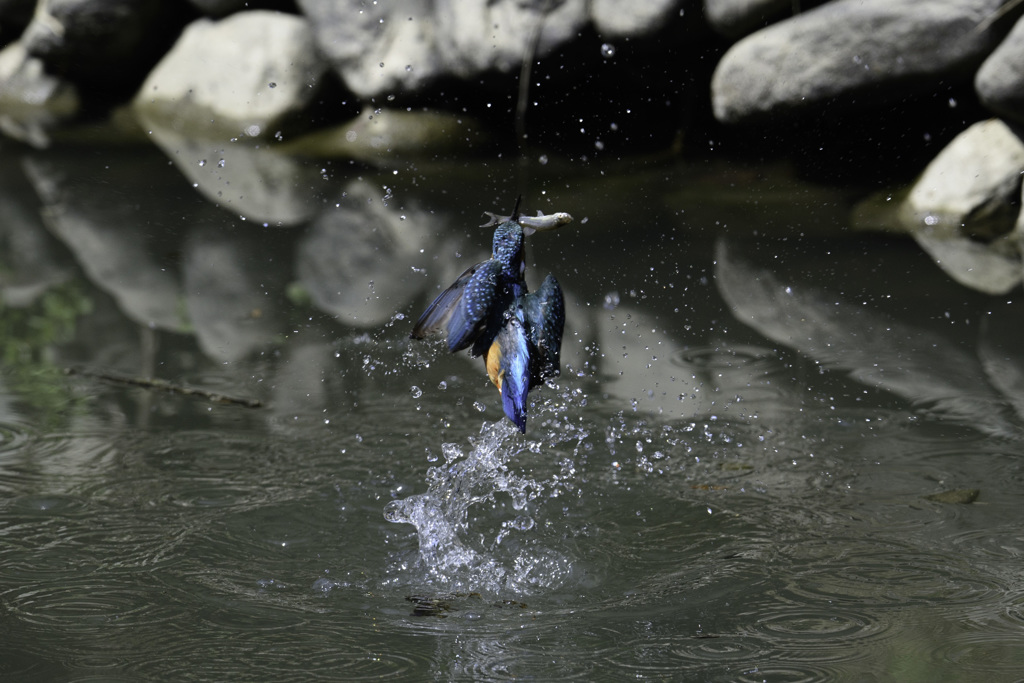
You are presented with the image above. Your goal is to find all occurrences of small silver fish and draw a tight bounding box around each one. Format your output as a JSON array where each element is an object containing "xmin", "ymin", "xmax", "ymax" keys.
[{"xmin": 480, "ymin": 210, "xmax": 573, "ymax": 235}]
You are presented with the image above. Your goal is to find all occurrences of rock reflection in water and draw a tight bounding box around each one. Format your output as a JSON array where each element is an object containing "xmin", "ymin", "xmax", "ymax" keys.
[{"xmin": 715, "ymin": 238, "xmax": 1024, "ymax": 439}]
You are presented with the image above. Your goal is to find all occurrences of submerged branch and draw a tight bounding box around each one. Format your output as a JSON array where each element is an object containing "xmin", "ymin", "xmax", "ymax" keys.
[{"xmin": 64, "ymin": 367, "xmax": 263, "ymax": 408}]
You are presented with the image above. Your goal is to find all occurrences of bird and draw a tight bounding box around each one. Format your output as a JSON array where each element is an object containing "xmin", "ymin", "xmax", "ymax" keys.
[{"xmin": 410, "ymin": 197, "xmax": 567, "ymax": 432}]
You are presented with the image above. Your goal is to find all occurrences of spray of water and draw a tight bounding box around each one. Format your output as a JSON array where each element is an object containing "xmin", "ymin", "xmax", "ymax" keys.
[{"xmin": 384, "ymin": 388, "xmax": 589, "ymax": 595}]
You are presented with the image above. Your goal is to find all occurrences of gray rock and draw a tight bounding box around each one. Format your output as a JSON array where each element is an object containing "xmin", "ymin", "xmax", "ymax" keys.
[
  {"xmin": 0, "ymin": 41, "xmax": 78, "ymax": 147},
  {"xmin": 904, "ymin": 119, "xmax": 1024, "ymax": 239},
  {"xmin": 976, "ymin": 13, "xmax": 1024, "ymax": 125},
  {"xmin": 703, "ymin": 0, "xmax": 791, "ymax": 37},
  {"xmin": 0, "ymin": 0, "xmax": 35, "ymax": 44},
  {"xmin": 589, "ymin": 0, "xmax": 684, "ymax": 36},
  {"xmin": 893, "ymin": 118, "xmax": 1024, "ymax": 293},
  {"xmin": 591, "ymin": 0, "xmax": 682, "ymax": 37},
  {"xmin": 296, "ymin": 0, "xmax": 588, "ymax": 98},
  {"xmin": 712, "ymin": 0, "xmax": 1007, "ymax": 123},
  {"xmin": 186, "ymin": 0, "xmax": 249, "ymax": 17},
  {"xmin": 20, "ymin": 0, "xmax": 168, "ymax": 86},
  {"xmin": 133, "ymin": 11, "xmax": 327, "ymax": 139}
]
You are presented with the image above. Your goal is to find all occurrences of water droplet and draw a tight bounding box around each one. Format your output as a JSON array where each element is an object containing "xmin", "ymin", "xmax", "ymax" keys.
[
  {"xmin": 472, "ymin": 401, "xmax": 486, "ymax": 412},
  {"xmin": 438, "ymin": 380, "xmax": 447, "ymax": 390},
  {"xmin": 345, "ymin": 130, "xmax": 358, "ymax": 142},
  {"xmin": 600, "ymin": 43, "xmax": 616, "ymax": 58},
  {"xmin": 217, "ymin": 159, "xmax": 225, "ymax": 168},
  {"xmin": 510, "ymin": 515, "xmax": 535, "ymax": 531},
  {"xmin": 603, "ymin": 291, "xmax": 620, "ymax": 310},
  {"xmin": 198, "ymin": 159, "xmax": 206, "ymax": 167},
  {"xmin": 268, "ymin": 82, "xmax": 277, "ymax": 88},
  {"xmin": 538, "ymin": 154, "xmax": 549, "ymax": 165},
  {"xmin": 410, "ymin": 385, "xmax": 422, "ymax": 398}
]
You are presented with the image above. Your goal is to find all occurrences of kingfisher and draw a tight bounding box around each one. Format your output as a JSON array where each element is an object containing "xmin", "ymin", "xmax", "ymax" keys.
[{"xmin": 410, "ymin": 197, "xmax": 570, "ymax": 432}]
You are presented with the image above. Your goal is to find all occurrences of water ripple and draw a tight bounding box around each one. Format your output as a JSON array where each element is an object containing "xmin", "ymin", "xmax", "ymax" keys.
[
  {"xmin": 0, "ymin": 418, "xmax": 30, "ymax": 455},
  {"xmin": 777, "ymin": 538, "xmax": 1003, "ymax": 608}
]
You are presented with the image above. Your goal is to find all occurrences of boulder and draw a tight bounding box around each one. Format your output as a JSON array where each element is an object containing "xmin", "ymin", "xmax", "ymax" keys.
[
  {"xmin": 703, "ymin": 0, "xmax": 791, "ymax": 38},
  {"xmin": 295, "ymin": 0, "xmax": 589, "ymax": 98},
  {"xmin": 0, "ymin": 42, "xmax": 79, "ymax": 147},
  {"xmin": 895, "ymin": 118, "xmax": 1024, "ymax": 293},
  {"xmin": 20, "ymin": 0, "xmax": 180, "ymax": 92},
  {"xmin": 904, "ymin": 118, "xmax": 1024, "ymax": 239},
  {"xmin": 591, "ymin": 0, "xmax": 681, "ymax": 37},
  {"xmin": 0, "ymin": 0, "xmax": 35, "ymax": 46},
  {"xmin": 976, "ymin": 13, "xmax": 1024, "ymax": 125},
  {"xmin": 712, "ymin": 0, "xmax": 1008, "ymax": 123},
  {"xmin": 133, "ymin": 11, "xmax": 327, "ymax": 139}
]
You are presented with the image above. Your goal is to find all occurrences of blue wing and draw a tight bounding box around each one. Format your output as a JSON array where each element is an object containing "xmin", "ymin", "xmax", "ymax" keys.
[
  {"xmin": 523, "ymin": 273, "xmax": 564, "ymax": 387},
  {"xmin": 450, "ymin": 259, "xmax": 503, "ymax": 354},
  {"xmin": 410, "ymin": 263, "xmax": 480, "ymax": 341},
  {"xmin": 411, "ymin": 260, "xmax": 506, "ymax": 354},
  {"xmin": 488, "ymin": 309, "xmax": 531, "ymax": 433}
]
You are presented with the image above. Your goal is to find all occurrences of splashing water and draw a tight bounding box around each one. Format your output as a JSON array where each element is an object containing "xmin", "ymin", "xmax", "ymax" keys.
[{"xmin": 384, "ymin": 396, "xmax": 588, "ymax": 595}]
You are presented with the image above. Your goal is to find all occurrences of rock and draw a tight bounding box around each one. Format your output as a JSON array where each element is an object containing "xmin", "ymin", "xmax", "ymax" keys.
[
  {"xmin": 711, "ymin": 0, "xmax": 1008, "ymax": 124},
  {"xmin": 904, "ymin": 119, "xmax": 1024, "ymax": 239},
  {"xmin": 590, "ymin": 0, "xmax": 681, "ymax": 36},
  {"xmin": 20, "ymin": 0, "xmax": 180, "ymax": 92},
  {"xmin": 133, "ymin": 11, "xmax": 328, "ymax": 139},
  {"xmin": 0, "ymin": 0, "xmax": 35, "ymax": 46},
  {"xmin": 976, "ymin": 14, "xmax": 1024, "ymax": 125},
  {"xmin": 186, "ymin": 0, "xmax": 249, "ymax": 17},
  {"xmin": 703, "ymin": 0, "xmax": 791, "ymax": 37},
  {"xmin": 591, "ymin": 0, "xmax": 681, "ymax": 37},
  {"xmin": 892, "ymin": 119, "xmax": 1024, "ymax": 294},
  {"xmin": 296, "ymin": 0, "xmax": 588, "ymax": 98},
  {"xmin": 0, "ymin": 41, "xmax": 79, "ymax": 147}
]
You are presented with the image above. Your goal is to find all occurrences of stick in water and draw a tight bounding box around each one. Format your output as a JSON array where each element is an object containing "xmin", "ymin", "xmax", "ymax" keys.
[{"xmin": 64, "ymin": 367, "xmax": 263, "ymax": 408}]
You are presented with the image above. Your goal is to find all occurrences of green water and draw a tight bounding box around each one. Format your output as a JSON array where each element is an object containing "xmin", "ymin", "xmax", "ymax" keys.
[{"xmin": 1, "ymin": 143, "xmax": 1022, "ymax": 681}]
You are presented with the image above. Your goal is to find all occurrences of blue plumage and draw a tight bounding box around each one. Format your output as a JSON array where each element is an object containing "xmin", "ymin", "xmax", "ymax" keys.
[{"xmin": 411, "ymin": 197, "xmax": 567, "ymax": 432}]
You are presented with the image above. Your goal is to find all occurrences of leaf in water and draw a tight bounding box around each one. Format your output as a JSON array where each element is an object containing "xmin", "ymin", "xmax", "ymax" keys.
[{"xmin": 923, "ymin": 489, "xmax": 980, "ymax": 505}]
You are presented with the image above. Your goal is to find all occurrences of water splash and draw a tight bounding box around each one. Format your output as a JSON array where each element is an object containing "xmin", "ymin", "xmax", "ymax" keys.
[{"xmin": 384, "ymin": 398, "xmax": 586, "ymax": 595}]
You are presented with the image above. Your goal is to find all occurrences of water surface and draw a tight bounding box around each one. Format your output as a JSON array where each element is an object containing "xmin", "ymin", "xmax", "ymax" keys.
[{"xmin": 1, "ymin": 144, "xmax": 1023, "ymax": 681}]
